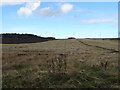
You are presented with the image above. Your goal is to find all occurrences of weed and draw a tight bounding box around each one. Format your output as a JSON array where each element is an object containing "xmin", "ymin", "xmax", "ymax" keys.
[{"xmin": 46, "ymin": 54, "xmax": 67, "ymax": 74}]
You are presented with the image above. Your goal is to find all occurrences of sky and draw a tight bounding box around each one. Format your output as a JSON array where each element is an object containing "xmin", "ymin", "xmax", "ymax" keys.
[{"xmin": 0, "ymin": 0, "xmax": 118, "ymax": 38}]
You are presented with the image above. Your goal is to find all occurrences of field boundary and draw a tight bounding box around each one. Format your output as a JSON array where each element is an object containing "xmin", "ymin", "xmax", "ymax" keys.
[{"xmin": 76, "ymin": 39, "xmax": 119, "ymax": 53}]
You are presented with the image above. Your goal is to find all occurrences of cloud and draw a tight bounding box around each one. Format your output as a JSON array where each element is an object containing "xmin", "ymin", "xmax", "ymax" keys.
[
  {"xmin": 37, "ymin": 7, "xmax": 61, "ymax": 17},
  {"xmin": 0, "ymin": 0, "xmax": 119, "ymax": 6},
  {"xmin": 37, "ymin": 3, "xmax": 73, "ymax": 17},
  {"xmin": 74, "ymin": 9, "xmax": 84, "ymax": 12},
  {"xmin": 0, "ymin": 0, "xmax": 38, "ymax": 5},
  {"xmin": 82, "ymin": 19, "xmax": 114, "ymax": 24},
  {"xmin": 70, "ymin": 15, "xmax": 80, "ymax": 18},
  {"xmin": 17, "ymin": 1, "xmax": 40, "ymax": 16},
  {"xmin": 60, "ymin": 4, "xmax": 73, "ymax": 13},
  {"xmin": 0, "ymin": 0, "xmax": 40, "ymax": 16}
]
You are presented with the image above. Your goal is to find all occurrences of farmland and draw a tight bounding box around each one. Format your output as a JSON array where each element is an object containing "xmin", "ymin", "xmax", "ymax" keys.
[{"xmin": 2, "ymin": 39, "xmax": 119, "ymax": 88}]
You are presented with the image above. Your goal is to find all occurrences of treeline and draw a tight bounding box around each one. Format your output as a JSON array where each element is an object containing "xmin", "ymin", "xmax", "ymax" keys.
[
  {"xmin": 1, "ymin": 33, "xmax": 56, "ymax": 44},
  {"xmin": 1, "ymin": 33, "xmax": 55, "ymax": 39}
]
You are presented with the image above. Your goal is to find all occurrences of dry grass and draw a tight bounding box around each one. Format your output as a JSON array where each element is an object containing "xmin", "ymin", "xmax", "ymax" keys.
[
  {"xmin": 2, "ymin": 39, "xmax": 119, "ymax": 88},
  {"xmin": 79, "ymin": 39, "xmax": 118, "ymax": 51}
]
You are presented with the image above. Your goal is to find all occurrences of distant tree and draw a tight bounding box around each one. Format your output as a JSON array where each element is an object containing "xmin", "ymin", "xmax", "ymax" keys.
[
  {"xmin": 2, "ymin": 33, "xmax": 42, "ymax": 38},
  {"xmin": 1, "ymin": 33, "xmax": 56, "ymax": 44},
  {"xmin": 1, "ymin": 33, "xmax": 56, "ymax": 39},
  {"xmin": 68, "ymin": 37, "xmax": 75, "ymax": 39},
  {"xmin": 46, "ymin": 37, "xmax": 55, "ymax": 40}
]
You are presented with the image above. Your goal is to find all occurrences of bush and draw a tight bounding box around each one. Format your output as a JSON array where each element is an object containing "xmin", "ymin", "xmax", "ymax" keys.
[{"xmin": 68, "ymin": 37, "xmax": 76, "ymax": 39}]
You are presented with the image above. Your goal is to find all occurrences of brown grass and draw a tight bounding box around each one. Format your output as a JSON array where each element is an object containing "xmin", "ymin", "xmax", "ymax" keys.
[{"xmin": 2, "ymin": 39, "xmax": 119, "ymax": 88}]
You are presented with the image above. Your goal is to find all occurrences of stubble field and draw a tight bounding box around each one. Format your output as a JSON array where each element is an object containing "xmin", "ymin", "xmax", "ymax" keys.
[{"xmin": 2, "ymin": 39, "xmax": 119, "ymax": 88}]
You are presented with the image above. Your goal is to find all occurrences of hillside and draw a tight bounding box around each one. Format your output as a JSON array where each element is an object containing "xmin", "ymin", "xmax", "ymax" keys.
[{"xmin": 0, "ymin": 33, "xmax": 56, "ymax": 44}]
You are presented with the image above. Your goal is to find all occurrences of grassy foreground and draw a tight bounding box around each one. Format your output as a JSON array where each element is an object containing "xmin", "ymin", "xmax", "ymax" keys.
[{"xmin": 2, "ymin": 39, "xmax": 119, "ymax": 88}]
